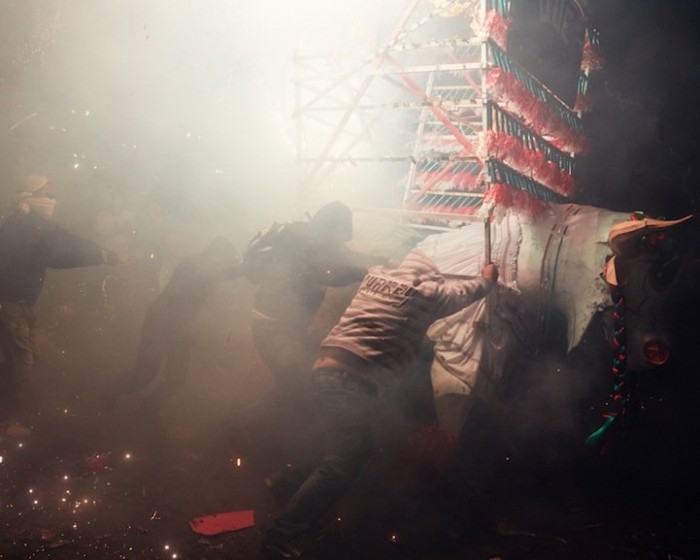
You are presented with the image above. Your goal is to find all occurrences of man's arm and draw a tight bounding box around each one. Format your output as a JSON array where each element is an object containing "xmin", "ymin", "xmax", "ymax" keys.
[
  {"xmin": 44, "ymin": 223, "xmax": 122, "ymax": 269},
  {"xmin": 434, "ymin": 263, "xmax": 499, "ymax": 318}
]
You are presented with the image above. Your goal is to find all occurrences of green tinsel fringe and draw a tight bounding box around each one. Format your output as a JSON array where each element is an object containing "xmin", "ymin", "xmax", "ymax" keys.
[{"xmin": 585, "ymin": 415, "xmax": 616, "ymax": 447}]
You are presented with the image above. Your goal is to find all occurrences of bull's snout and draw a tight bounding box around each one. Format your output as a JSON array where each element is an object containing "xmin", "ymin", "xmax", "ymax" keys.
[
  {"xmin": 624, "ymin": 333, "xmax": 672, "ymax": 370},
  {"xmin": 643, "ymin": 338, "xmax": 670, "ymax": 366}
]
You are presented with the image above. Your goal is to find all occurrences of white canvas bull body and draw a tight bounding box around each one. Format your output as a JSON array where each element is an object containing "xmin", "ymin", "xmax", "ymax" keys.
[{"xmin": 405, "ymin": 203, "xmax": 694, "ymax": 437}]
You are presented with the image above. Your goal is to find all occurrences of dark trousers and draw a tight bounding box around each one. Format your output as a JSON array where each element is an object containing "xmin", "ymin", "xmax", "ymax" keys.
[
  {"xmin": 250, "ymin": 314, "xmax": 314, "ymax": 401},
  {"xmin": 265, "ymin": 367, "xmax": 377, "ymax": 543},
  {"xmin": 235, "ymin": 315, "xmax": 319, "ymax": 464},
  {"xmin": 107, "ymin": 300, "xmax": 192, "ymax": 410},
  {"xmin": 110, "ymin": 331, "xmax": 190, "ymax": 402},
  {"xmin": 0, "ymin": 302, "xmax": 36, "ymax": 422}
]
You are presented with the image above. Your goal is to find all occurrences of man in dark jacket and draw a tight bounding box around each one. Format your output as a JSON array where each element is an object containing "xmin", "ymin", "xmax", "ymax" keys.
[
  {"xmin": 239, "ymin": 201, "xmax": 386, "ymax": 479},
  {"xmin": 104, "ymin": 236, "xmax": 240, "ymax": 414},
  {"xmin": 0, "ymin": 175, "xmax": 123, "ymax": 438},
  {"xmin": 261, "ymin": 249, "xmax": 498, "ymax": 560},
  {"xmin": 247, "ymin": 202, "xmax": 379, "ymax": 400}
]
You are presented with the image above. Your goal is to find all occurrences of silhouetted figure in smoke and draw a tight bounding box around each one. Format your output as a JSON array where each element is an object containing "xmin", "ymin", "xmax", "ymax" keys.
[
  {"xmin": 261, "ymin": 251, "xmax": 498, "ymax": 560},
  {"xmin": 0, "ymin": 175, "xmax": 125, "ymax": 439},
  {"xmin": 104, "ymin": 236, "xmax": 240, "ymax": 415},
  {"xmin": 239, "ymin": 201, "xmax": 385, "ymax": 476}
]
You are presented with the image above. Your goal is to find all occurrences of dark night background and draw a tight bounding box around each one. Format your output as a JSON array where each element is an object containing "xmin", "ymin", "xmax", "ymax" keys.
[
  {"xmin": 581, "ymin": 1, "xmax": 700, "ymax": 217},
  {"xmin": 580, "ymin": 0, "xmax": 700, "ymax": 505},
  {"xmin": 1, "ymin": 1, "xmax": 700, "ymax": 559}
]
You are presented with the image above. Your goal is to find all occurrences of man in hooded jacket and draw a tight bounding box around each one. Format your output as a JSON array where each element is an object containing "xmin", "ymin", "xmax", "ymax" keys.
[
  {"xmin": 104, "ymin": 236, "xmax": 240, "ymax": 415},
  {"xmin": 0, "ymin": 175, "xmax": 123, "ymax": 438},
  {"xmin": 235, "ymin": 201, "xmax": 388, "ymax": 492},
  {"xmin": 261, "ymin": 248, "xmax": 498, "ymax": 559},
  {"xmin": 246, "ymin": 201, "xmax": 381, "ymax": 401}
]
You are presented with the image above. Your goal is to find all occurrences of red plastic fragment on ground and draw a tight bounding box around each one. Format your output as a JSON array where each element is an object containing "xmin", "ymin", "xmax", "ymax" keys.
[{"xmin": 189, "ymin": 510, "xmax": 255, "ymax": 535}]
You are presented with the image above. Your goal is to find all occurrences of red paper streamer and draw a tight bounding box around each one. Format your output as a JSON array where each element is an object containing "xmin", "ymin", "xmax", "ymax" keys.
[
  {"xmin": 581, "ymin": 39, "xmax": 604, "ymax": 72},
  {"xmin": 484, "ymin": 10, "xmax": 511, "ymax": 51},
  {"xmin": 487, "ymin": 69, "xmax": 588, "ymax": 155},
  {"xmin": 483, "ymin": 183, "xmax": 550, "ymax": 218},
  {"xmin": 484, "ymin": 131, "xmax": 577, "ymax": 197}
]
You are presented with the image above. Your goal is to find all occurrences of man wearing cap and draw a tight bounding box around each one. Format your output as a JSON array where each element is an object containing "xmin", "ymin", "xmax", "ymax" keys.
[
  {"xmin": 0, "ymin": 175, "xmax": 124, "ymax": 438},
  {"xmin": 246, "ymin": 201, "xmax": 380, "ymax": 402},
  {"xmin": 236, "ymin": 201, "xmax": 387, "ymax": 489}
]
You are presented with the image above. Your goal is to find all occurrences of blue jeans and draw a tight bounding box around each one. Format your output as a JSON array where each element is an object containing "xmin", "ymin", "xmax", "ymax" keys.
[{"xmin": 265, "ymin": 367, "xmax": 377, "ymax": 543}]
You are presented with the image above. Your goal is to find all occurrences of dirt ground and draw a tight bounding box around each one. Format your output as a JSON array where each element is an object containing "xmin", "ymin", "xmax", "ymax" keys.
[{"xmin": 1, "ymin": 273, "xmax": 700, "ymax": 560}]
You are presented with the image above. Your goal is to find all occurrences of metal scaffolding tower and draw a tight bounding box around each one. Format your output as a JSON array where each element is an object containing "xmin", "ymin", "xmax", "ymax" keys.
[{"xmin": 292, "ymin": 0, "xmax": 596, "ymax": 227}]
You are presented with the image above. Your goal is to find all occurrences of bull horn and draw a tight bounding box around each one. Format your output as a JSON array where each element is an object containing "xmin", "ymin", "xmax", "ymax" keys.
[{"xmin": 608, "ymin": 214, "xmax": 694, "ymax": 256}]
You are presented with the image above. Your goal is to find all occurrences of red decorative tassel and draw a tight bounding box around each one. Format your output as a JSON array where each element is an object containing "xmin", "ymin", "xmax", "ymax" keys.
[{"xmin": 484, "ymin": 10, "xmax": 511, "ymax": 50}]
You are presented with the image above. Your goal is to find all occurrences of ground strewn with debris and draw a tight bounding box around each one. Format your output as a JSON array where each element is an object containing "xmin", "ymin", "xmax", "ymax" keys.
[{"xmin": 2, "ymin": 283, "xmax": 699, "ymax": 560}]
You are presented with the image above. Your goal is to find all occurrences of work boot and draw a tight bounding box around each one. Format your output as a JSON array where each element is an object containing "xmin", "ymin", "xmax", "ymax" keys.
[
  {"xmin": 263, "ymin": 464, "xmax": 307, "ymax": 505},
  {"xmin": 261, "ymin": 521, "xmax": 337, "ymax": 560},
  {"xmin": 261, "ymin": 539, "xmax": 315, "ymax": 560}
]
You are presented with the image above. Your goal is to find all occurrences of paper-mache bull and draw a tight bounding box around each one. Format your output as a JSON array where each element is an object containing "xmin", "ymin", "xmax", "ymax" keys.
[{"xmin": 400, "ymin": 203, "xmax": 695, "ymax": 446}]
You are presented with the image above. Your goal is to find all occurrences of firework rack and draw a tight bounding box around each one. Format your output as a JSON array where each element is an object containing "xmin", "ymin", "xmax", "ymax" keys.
[{"xmin": 292, "ymin": 0, "xmax": 602, "ymax": 225}]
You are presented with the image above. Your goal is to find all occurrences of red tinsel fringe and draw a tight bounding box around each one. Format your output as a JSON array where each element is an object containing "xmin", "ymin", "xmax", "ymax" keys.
[
  {"xmin": 581, "ymin": 40, "xmax": 604, "ymax": 73},
  {"xmin": 484, "ymin": 131, "xmax": 577, "ymax": 197},
  {"xmin": 487, "ymin": 69, "xmax": 588, "ymax": 155},
  {"xmin": 484, "ymin": 10, "xmax": 511, "ymax": 51},
  {"xmin": 483, "ymin": 183, "xmax": 550, "ymax": 218},
  {"xmin": 574, "ymin": 91, "xmax": 594, "ymax": 114}
]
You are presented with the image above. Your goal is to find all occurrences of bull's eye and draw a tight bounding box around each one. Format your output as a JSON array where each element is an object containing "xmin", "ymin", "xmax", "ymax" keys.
[
  {"xmin": 644, "ymin": 339, "xmax": 670, "ymax": 366},
  {"xmin": 649, "ymin": 257, "xmax": 681, "ymax": 290},
  {"xmin": 640, "ymin": 232, "xmax": 666, "ymax": 259}
]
